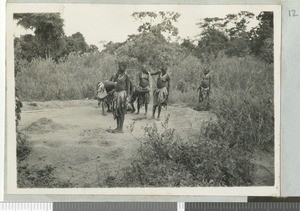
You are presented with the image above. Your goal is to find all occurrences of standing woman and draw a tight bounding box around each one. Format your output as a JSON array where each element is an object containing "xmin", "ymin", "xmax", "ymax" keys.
[
  {"xmin": 136, "ymin": 64, "xmax": 151, "ymax": 115},
  {"xmin": 109, "ymin": 61, "xmax": 130, "ymax": 133},
  {"xmin": 151, "ymin": 66, "xmax": 171, "ymax": 120},
  {"xmin": 197, "ymin": 66, "xmax": 211, "ymax": 110}
]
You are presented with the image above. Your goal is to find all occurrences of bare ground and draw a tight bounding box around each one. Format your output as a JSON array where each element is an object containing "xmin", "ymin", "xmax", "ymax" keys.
[{"xmin": 18, "ymin": 100, "xmax": 274, "ymax": 187}]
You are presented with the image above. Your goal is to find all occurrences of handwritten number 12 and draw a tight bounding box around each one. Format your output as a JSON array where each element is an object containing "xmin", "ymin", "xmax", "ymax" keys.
[{"xmin": 289, "ymin": 10, "xmax": 298, "ymax": 17}]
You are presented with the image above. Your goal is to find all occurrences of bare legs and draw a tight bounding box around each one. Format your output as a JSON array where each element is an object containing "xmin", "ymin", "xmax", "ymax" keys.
[
  {"xmin": 101, "ymin": 100, "xmax": 107, "ymax": 116},
  {"xmin": 157, "ymin": 105, "xmax": 162, "ymax": 119},
  {"xmin": 152, "ymin": 105, "xmax": 161, "ymax": 119},
  {"xmin": 137, "ymin": 93, "xmax": 148, "ymax": 115},
  {"xmin": 113, "ymin": 114, "xmax": 124, "ymax": 133},
  {"xmin": 137, "ymin": 102, "xmax": 148, "ymax": 115},
  {"xmin": 145, "ymin": 104, "xmax": 148, "ymax": 115},
  {"xmin": 136, "ymin": 101, "xmax": 140, "ymax": 114},
  {"xmin": 130, "ymin": 102, "xmax": 136, "ymax": 113},
  {"xmin": 119, "ymin": 115, "xmax": 124, "ymax": 132}
]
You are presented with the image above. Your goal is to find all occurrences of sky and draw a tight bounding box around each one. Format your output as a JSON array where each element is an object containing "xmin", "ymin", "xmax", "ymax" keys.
[{"xmin": 12, "ymin": 4, "xmax": 264, "ymax": 50}]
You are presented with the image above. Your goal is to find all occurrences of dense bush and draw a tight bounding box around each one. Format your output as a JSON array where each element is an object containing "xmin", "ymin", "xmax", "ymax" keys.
[
  {"xmin": 104, "ymin": 54, "xmax": 274, "ymax": 187},
  {"xmin": 15, "ymin": 10, "xmax": 274, "ymax": 188},
  {"xmin": 16, "ymin": 52, "xmax": 117, "ymax": 101},
  {"xmin": 16, "ymin": 51, "xmax": 274, "ymax": 187},
  {"xmin": 18, "ymin": 164, "xmax": 72, "ymax": 188},
  {"xmin": 16, "ymin": 132, "xmax": 31, "ymax": 162},
  {"xmin": 108, "ymin": 116, "xmax": 253, "ymax": 187},
  {"xmin": 209, "ymin": 55, "xmax": 274, "ymax": 151}
]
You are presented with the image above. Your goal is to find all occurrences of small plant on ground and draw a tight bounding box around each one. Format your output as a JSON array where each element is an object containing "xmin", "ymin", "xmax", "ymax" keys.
[{"xmin": 116, "ymin": 115, "xmax": 254, "ymax": 187}]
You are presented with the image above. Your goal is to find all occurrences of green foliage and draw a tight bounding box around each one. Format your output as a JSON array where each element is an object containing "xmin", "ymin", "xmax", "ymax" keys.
[
  {"xmin": 14, "ymin": 13, "xmax": 65, "ymax": 59},
  {"xmin": 16, "ymin": 52, "xmax": 117, "ymax": 101},
  {"xmin": 225, "ymin": 37, "xmax": 250, "ymax": 57},
  {"xmin": 61, "ymin": 32, "xmax": 91, "ymax": 57},
  {"xmin": 249, "ymin": 12, "xmax": 274, "ymax": 63},
  {"xmin": 17, "ymin": 132, "xmax": 31, "ymax": 162},
  {"xmin": 181, "ymin": 39, "xmax": 197, "ymax": 55},
  {"xmin": 14, "ymin": 13, "xmax": 64, "ymax": 36},
  {"xmin": 102, "ymin": 11, "xmax": 182, "ymax": 75},
  {"xmin": 195, "ymin": 11, "xmax": 273, "ymax": 61},
  {"xmin": 109, "ymin": 55, "xmax": 274, "ymax": 187},
  {"xmin": 209, "ymin": 55, "xmax": 274, "ymax": 151},
  {"xmin": 18, "ymin": 164, "xmax": 72, "ymax": 188},
  {"xmin": 14, "ymin": 14, "xmax": 97, "ymax": 62},
  {"xmin": 225, "ymin": 11, "xmax": 255, "ymax": 38},
  {"xmin": 14, "ymin": 35, "xmax": 40, "ymax": 62},
  {"xmin": 132, "ymin": 12, "xmax": 180, "ymax": 37},
  {"xmin": 115, "ymin": 32, "xmax": 184, "ymax": 69},
  {"xmin": 197, "ymin": 28, "xmax": 228, "ymax": 58},
  {"xmin": 15, "ymin": 10, "xmax": 274, "ymax": 188},
  {"xmin": 111, "ymin": 116, "xmax": 253, "ymax": 187}
]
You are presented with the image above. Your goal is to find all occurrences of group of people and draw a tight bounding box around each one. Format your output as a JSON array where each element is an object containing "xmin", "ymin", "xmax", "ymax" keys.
[{"xmin": 96, "ymin": 61, "xmax": 211, "ymax": 134}]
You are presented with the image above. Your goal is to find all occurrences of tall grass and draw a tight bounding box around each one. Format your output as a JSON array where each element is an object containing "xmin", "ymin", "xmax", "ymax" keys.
[
  {"xmin": 17, "ymin": 51, "xmax": 274, "ymax": 186},
  {"xmin": 105, "ymin": 116, "xmax": 253, "ymax": 187},
  {"xmin": 17, "ymin": 52, "xmax": 274, "ymax": 152},
  {"xmin": 16, "ymin": 52, "xmax": 117, "ymax": 101},
  {"xmin": 208, "ymin": 55, "xmax": 274, "ymax": 151},
  {"xmin": 110, "ymin": 54, "xmax": 274, "ymax": 187},
  {"xmin": 17, "ymin": 53, "xmax": 274, "ymax": 148},
  {"xmin": 171, "ymin": 54, "xmax": 274, "ymax": 151}
]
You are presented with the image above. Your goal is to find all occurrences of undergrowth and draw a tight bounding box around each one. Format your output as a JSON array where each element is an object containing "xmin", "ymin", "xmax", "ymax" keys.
[
  {"xmin": 104, "ymin": 116, "xmax": 254, "ymax": 187},
  {"xmin": 16, "ymin": 51, "xmax": 274, "ymax": 187},
  {"xmin": 17, "ymin": 164, "xmax": 72, "ymax": 188}
]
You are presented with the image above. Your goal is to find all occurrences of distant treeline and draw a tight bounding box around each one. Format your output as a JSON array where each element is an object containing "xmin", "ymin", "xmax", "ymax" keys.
[
  {"xmin": 14, "ymin": 11, "xmax": 273, "ymax": 76},
  {"xmin": 15, "ymin": 12, "xmax": 274, "ymax": 187}
]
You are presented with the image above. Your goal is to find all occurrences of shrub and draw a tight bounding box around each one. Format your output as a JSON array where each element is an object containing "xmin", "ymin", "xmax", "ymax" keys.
[
  {"xmin": 115, "ymin": 51, "xmax": 275, "ymax": 187},
  {"xmin": 113, "ymin": 115, "xmax": 253, "ymax": 187},
  {"xmin": 16, "ymin": 52, "xmax": 117, "ymax": 101},
  {"xmin": 17, "ymin": 164, "xmax": 72, "ymax": 188},
  {"xmin": 16, "ymin": 132, "xmax": 31, "ymax": 162},
  {"xmin": 210, "ymin": 90, "xmax": 274, "ymax": 152},
  {"xmin": 208, "ymin": 55, "xmax": 274, "ymax": 151}
]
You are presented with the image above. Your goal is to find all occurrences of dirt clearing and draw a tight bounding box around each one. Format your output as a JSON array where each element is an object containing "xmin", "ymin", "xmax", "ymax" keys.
[{"xmin": 17, "ymin": 100, "xmax": 274, "ymax": 187}]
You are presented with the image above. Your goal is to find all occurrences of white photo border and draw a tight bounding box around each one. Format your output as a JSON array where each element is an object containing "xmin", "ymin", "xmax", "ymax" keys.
[{"xmin": 5, "ymin": 3, "xmax": 281, "ymax": 198}]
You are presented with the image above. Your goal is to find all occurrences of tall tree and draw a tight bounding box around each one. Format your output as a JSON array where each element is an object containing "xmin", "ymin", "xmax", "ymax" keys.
[
  {"xmin": 250, "ymin": 12, "xmax": 274, "ymax": 63},
  {"xmin": 196, "ymin": 11, "xmax": 255, "ymax": 58},
  {"xmin": 225, "ymin": 11, "xmax": 254, "ymax": 38},
  {"xmin": 14, "ymin": 13, "xmax": 65, "ymax": 59},
  {"xmin": 196, "ymin": 26, "xmax": 228, "ymax": 58},
  {"xmin": 181, "ymin": 38, "xmax": 197, "ymax": 55},
  {"xmin": 65, "ymin": 32, "xmax": 89, "ymax": 53},
  {"xmin": 14, "ymin": 35, "xmax": 40, "ymax": 62},
  {"xmin": 87, "ymin": 44, "xmax": 99, "ymax": 53},
  {"xmin": 103, "ymin": 11, "xmax": 183, "ymax": 72},
  {"xmin": 132, "ymin": 11, "xmax": 181, "ymax": 40}
]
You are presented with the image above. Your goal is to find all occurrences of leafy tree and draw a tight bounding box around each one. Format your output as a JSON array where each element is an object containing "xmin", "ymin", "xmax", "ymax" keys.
[
  {"xmin": 87, "ymin": 44, "xmax": 99, "ymax": 53},
  {"xmin": 14, "ymin": 13, "xmax": 65, "ymax": 59},
  {"xmin": 14, "ymin": 35, "xmax": 40, "ymax": 62},
  {"xmin": 225, "ymin": 12, "xmax": 254, "ymax": 57},
  {"xmin": 101, "ymin": 11, "xmax": 183, "ymax": 78},
  {"xmin": 181, "ymin": 38, "xmax": 197, "ymax": 55},
  {"xmin": 196, "ymin": 11, "xmax": 255, "ymax": 58},
  {"xmin": 102, "ymin": 41, "xmax": 123, "ymax": 55},
  {"xmin": 225, "ymin": 11, "xmax": 254, "ymax": 39},
  {"xmin": 14, "ymin": 13, "xmax": 94, "ymax": 62},
  {"xmin": 196, "ymin": 17, "xmax": 228, "ymax": 58},
  {"xmin": 65, "ymin": 32, "xmax": 89, "ymax": 53},
  {"xmin": 132, "ymin": 11, "xmax": 181, "ymax": 39},
  {"xmin": 225, "ymin": 37, "xmax": 249, "ymax": 57},
  {"xmin": 196, "ymin": 27, "xmax": 228, "ymax": 58},
  {"xmin": 250, "ymin": 12, "xmax": 273, "ymax": 63}
]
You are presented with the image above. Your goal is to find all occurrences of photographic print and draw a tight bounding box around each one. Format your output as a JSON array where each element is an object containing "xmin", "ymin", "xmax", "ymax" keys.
[{"xmin": 6, "ymin": 4, "xmax": 280, "ymax": 196}]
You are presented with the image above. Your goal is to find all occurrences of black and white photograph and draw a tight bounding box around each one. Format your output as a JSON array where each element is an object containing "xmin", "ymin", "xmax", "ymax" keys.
[{"xmin": 6, "ymin": 4, "xmax": 280, "ymax": 195}]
